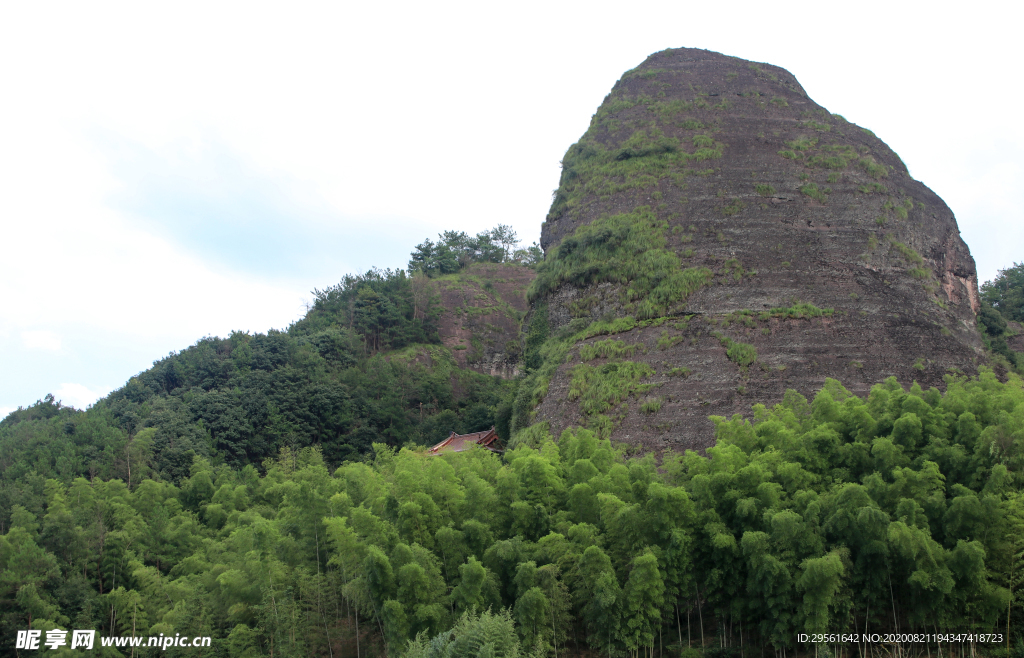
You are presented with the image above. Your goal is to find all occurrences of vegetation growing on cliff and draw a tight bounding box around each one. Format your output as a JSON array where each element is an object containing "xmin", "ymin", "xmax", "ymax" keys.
[
  {"xmin": 548, "ymin": 124, "xmax": 722, "ymax": 221},
  {"xmin": 529, "ymin": 207, "xmax": 712, "ymax": 319},
  {"xmin": 408, "ymin": 225, "xmax": 542, "ymax": 277}
]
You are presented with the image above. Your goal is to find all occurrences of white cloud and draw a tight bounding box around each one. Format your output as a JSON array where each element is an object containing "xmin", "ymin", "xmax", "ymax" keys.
[
  {"xmin": 54, "ymin": 383, "xmax": 112, "ymax": 411},
  {"xmin": 22, "ymin": 330, "xmax": 62, "ymax": 352}
]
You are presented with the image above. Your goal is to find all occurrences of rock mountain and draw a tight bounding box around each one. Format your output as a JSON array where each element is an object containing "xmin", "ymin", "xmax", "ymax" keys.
[{"xmin": 515, "ymin": 47, "xmax": 983, "ymax": 452}]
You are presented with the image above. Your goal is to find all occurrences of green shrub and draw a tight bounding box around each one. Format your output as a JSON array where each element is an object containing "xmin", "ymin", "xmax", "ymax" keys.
[
  {"xmin": 727, "ymin": 341, "xmax": 758, "ymax": 366},
  {"xmin": 568, "ymin": 361, "xmax": 655, "ymax": 415},
  {"xmin": 667, "ymin": 366, "xmax": 691, "ymax": 377},
  {"xmin": 799, "ymin": 182, "xmax": 829, "ymax": 203},
  {"xmin": 722, "ymin": 200, "xmax": 746, "ymax": 216},
  {"xmin": 713, "ymin": 332, "xmax": 758, "ymax": 366},
  {"xmin": 406, "ymin": 610, "xmax": 524, "ymax": 658},
  {"xmin": 858, "ymin": 156, "xmax": 888, "ymax": 179},
  {"xmin": 803, "ymin": 120, "xmax": 832, "ymax": 132},
  {"xmin": 755, "ymin": 183, "xmax": 776, "ymax": 196},
  {"xmin": 580, "ymin": 339, "xmax": 644, "ymax": 361},
  {"xmin": 576, "ymin": 316, "xmax": 638, "ymax": 340},
  {"xmin": 658, "ymin": 330, "xmax": 683, "ymax": 350},
  {"xmin": 764, "ymin": 302, "xmax": 834, "ymax": 319},
  {"xmin": 748, "ymin": 63, "xmax": 779, "ymax": 81},
  {"xmin": 887, "ymin": 238, "xmax": 924, "ymax": 266},
  {"xmin": 529, "ymin": 207, "xmax": 713, "ymax": 319},
  {"xmin": 640, "ymin": 397, "xmax": 663, "ymax": 414},
  {"xmin": 723, "ymin": 258, "xmax": 746, "ymax": 281},
  {"xmin": 786, "ymin": 137, "xmax": 818, "ymax": 151}
]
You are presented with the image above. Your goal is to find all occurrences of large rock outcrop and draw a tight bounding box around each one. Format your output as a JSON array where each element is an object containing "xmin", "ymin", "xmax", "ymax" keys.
[
  {"xmin": 432, "ymin": 263, "xmax": 535, "ymax": 377},
  {"xmin": 524, "ymin": 47, "xmax": 983, "ymax": 452}
]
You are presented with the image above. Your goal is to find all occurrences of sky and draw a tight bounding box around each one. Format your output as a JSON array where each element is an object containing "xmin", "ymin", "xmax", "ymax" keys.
[{"xmin": 1, "ymin": 1, "xmax": 1022, "ymax": 416}]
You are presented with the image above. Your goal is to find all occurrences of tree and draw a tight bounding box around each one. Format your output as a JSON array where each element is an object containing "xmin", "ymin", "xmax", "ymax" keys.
[
  {"xmin": 622, "ymin": 550, "xmax": 665, "ymax": 658},
  {"xmin": 575, "ymin": 546, "xmax": 622, "ymax": 654},
  {"xmin": 1000, "ymin": 492, "xmax": 1024, "ymax": 653},
  {"xmin": 796, "ymin": 551, "xmax": 845, "ymax": 634},
  {"xmin": 981, "ymin": 262, "xmax": 1024, "ymax": 322},
  {"xmin": 489, "ymin": 225, "xmax": 519, "ymax": 262},
  {"xmin": 514, "ymin": 587, "xmax": 550, "ymax": 653},
  {"xmin": 741, "ymin": 531, "xmax": 794, "ymax": 648},
  {"xmin": 407, "ymin": 225, "xmax": 533, "ymax": 276}
]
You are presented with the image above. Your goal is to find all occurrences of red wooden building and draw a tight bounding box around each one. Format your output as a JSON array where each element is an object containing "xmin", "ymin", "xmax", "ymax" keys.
[{"xmin": 428, "ymin": 427, "xmax": 505, "ymax": 455}]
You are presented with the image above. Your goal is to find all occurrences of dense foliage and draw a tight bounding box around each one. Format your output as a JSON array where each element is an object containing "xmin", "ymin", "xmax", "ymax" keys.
[
  {"xmin": 528, "ymin": 207, "xmax": 711, "ymax": 321},
  {"xmin": 978, "ymin": 263, "xmax": 1024, "ymax": 373},
  {"xmin": 2, "ymin": 189, "xmax": 1021, "ymax": 657},
  {"xmin": 0, "ymin": 267, "xmax": 513, "ymax": 492},
  {"xmin": 2, "ymin": 373, "xmax": 1023, "ymax": 657},
  {"xmin": 408, "ymin": 225, "xmax": 542, "ymax": 278},
  {"xmin": 982, "ymin": 263, "xmax": 1024, "ymax": 324}
]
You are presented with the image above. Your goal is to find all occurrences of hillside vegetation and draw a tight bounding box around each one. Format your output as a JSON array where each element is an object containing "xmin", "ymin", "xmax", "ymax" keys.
[
  {"xmin": 2, "ymin": 228, "xmax": 1024, "ymax": 658},
  {"xmin": 1, "ymin": 226, "xmax": 538, "ymax": 491},
  {"xmin": 4, "ymin": 51, "xmax": 1024, "ymax": 658},
  {"xmin": 1, "ymin": 374, "xmax": 1023, "ymax": 657}
]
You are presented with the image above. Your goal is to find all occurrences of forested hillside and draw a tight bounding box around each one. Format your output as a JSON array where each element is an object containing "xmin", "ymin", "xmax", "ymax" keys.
[
  {"xmin": 1, "ymin": 373, "xmax": 1023, "ymax": 657},
  {"xmin": 0, "ymin": 227, "xmax": 539, "ymax": 494},
  {"xmin": 2, "ymin": 221, "xmax": 1024, "ymax": 654}
]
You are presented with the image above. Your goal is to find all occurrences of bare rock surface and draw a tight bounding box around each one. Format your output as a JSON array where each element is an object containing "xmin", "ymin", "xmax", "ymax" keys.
[{"xmin": 531, "ymin": 48, "xmax": 983, "ymax": 451}]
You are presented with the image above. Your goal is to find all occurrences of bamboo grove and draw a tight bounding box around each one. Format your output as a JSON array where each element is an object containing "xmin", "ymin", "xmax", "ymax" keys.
[{"xmin": 2, "ymin": 371, "xmax": 1023, "ymax": 657}]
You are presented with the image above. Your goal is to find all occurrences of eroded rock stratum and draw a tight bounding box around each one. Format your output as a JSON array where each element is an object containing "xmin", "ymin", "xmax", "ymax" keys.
[{"xmin": 520, "ymin": 47, "xmax": 983, "ymax": 452}]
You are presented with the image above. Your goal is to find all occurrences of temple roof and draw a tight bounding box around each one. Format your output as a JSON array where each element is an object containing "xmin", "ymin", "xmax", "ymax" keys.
[{"xmin": 428, "ymin": 427, "xmax": 504, "ymax": 455}]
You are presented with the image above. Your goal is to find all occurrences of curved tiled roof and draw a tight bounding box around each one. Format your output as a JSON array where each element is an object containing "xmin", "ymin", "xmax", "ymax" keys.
[{"xmin": 429, "ymin": 427, "xmax": 504, "ymax": 454}]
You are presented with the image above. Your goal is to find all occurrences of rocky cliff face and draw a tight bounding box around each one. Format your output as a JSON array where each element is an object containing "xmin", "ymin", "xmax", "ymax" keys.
[
  {"xmin": 433, "ymin": 263, "xmax": 535, "ymax": 377},
  {"xmin": 525, "ymin": 48, "xmax": 983, "ymax": 452}
]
